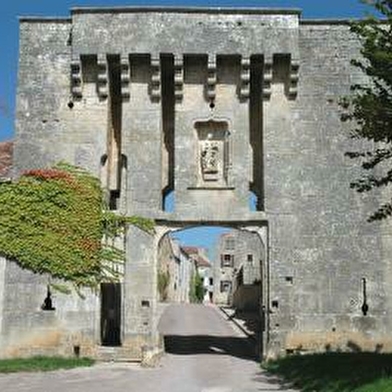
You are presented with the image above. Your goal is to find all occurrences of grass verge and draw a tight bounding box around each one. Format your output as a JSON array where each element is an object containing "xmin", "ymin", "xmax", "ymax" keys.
[
  {"xmin": 262, "ymin": 352, "xmax": 392, "ymax": 392},
  {"xmin": 0, "ymin": 356, "xmax": 94, "ymax": 373}
]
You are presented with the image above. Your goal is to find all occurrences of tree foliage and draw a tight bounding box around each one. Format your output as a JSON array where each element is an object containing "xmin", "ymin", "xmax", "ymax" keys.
[
  {"xmin": 157, "ymin": 269, "xmax": 170, "ymax": 301},
  {"xmin": 341, "ymin": 0, "xmax": 392, "ymax": 221},
  {"xmin": 0, "ymin": 162, "xmax": 154, "ymax": 288},
  {"xmin": 189, "ymin": 269, "xmax": 204, "ymax": 303}
]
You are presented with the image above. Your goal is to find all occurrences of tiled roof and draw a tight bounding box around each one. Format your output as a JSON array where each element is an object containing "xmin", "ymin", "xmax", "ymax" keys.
[
  {"xmin": 0, "ymin": 141, "xmax": 13, "ymax": 178},
  {"xmin": 196, "ymin": 255, "xmax": 211, "ymax": 268},
  {"xmin": 181, "ymin": 246, "xmax": 199, "ymax": 255},
  {"xmin": 181, "ymin": 246, "xmax": 211, "ymax": 268}
]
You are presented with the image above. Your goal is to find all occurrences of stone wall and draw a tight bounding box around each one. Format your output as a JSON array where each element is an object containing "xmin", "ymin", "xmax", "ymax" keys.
[
  {"xmin": 233, "ymin": 285, "xmax": 261, "ymax": 312},
  {"xmin": 0, "ymin": 257, "xmax": 99, "ymax": 359},
  {"xmin": 157, "ymin": 235, "xmax": 194, "ymax": 303},
  {"xmin": 264, "ymin": 21, "xmax": 392, "ymax": 356},
  {"xmin": 14, "ymin": 19, "xmax": 107, "ymax": 178},
  {"xmin": 214, "ymin": 229, "xmax": 263, "ymax": 306}
]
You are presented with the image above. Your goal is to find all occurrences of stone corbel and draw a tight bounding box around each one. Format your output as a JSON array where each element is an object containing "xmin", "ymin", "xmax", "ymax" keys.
[
  {"xmin": 120, "ymin": 55, "xmax": 130, "ymax": 100},
  {"xmin": 150, "ymin": 55, "xmax": 161, "ymax": 101},
  {"xmin": 206, "ymin": 55, "xmax": 217, "ymax": 102},
  {"xmin": 70, "ymin": 56, "xmax": 82, "ymax": 99},
  {"xmin": 288, "ymin": 58, "xmax": 299, "ymax": 99},
  {"xmin": 97, "ymin": 54, "xmax": 108, "ymax": 99},
  {"xmin": 174, "ymin": 55, "xmax": 184, "ymax": 102},
  {"xmin": 239, "ymin": 56, "xmax": 251, "ymax": 100},
  {"xmin": 262, "ymin": 56, "xmax": 273, "ymax": 100}
]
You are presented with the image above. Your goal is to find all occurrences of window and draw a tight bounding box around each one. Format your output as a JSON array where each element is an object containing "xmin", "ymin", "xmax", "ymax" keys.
[
  {"xmin": 221, "ymin": 254, "xmax": 234, "ymax": 267},
  {"xmin": 209, "ymin": 277, "xmax": 213, "ymax": 285},
  {"xmin": 225, "ymin": 237, "xmax": 235, "ymax": 250},
  {"xmin": 220, "ymin": 281, "xmax": 232, "ymax": 293},
  {"xmin": 109, "ymin": 190, "xmax": 120, "ymax": 210},
  {"xmin": 247, "ymin": 254, "xmax": 253, "ymax": 263}
]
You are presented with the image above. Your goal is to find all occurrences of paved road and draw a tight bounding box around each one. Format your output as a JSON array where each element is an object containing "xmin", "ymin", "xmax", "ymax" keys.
[{"xmin": 0, "ymin": 304, "xmax": 297, "ymax": 392}]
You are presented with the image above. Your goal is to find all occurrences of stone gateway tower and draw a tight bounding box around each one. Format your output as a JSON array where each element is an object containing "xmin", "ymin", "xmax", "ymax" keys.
[{"xmin": 1, "ymin": 7, "xmax": 392, "ymax": 360}]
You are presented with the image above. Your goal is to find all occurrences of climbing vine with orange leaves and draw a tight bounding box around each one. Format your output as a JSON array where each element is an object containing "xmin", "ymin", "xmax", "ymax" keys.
[{"xmin": 0, "ymin": 162, "xmax": 154, "ymax": 289}]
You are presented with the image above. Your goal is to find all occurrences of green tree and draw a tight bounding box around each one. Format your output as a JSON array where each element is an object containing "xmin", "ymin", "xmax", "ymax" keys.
[
  {"xmin": 341, "ymin": 0, "xmax": 392, "ymax": 221},
  {"xmin": 190, "ymin": 269, "xmax": 204, "ymax": 303}
]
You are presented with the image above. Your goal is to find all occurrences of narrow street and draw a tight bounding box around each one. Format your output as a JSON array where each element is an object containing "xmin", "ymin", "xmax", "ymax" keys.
[{"xmin": 0, "ymin": 304, "xmax": 296, "ymax": 392}]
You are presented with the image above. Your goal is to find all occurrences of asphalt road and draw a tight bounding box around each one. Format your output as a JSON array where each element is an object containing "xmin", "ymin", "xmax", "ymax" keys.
[{"xmin": 0, "ymin": 303, "xmax": 297, "ymax": 392}]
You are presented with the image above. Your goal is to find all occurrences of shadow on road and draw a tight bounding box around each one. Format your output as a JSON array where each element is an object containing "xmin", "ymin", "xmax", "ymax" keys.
[
  {"xmin": 164, "ymin": 334, "xmax": 259, "ymax": 362},
  {"xmin": 232, "ymin": 309, "xmax": 261, "ymax": 336}
]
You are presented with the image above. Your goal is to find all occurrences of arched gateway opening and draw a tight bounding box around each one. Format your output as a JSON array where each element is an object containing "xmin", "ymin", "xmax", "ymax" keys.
[{"xmin": 154, "ymin": 223, "xmax": 269, "ymax": 359}]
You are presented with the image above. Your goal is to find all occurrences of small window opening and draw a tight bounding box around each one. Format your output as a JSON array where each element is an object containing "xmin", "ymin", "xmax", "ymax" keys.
[
  {"xmin": 100, "ymin": 154, "xmax": 108, "ymax": 166},
  {"xmin": 141, "ymin": 300, "xmax": 150, "ymax": 308},
  {"xmin": 271, "ymin": 300, "xmax": 279, "ymax": 309},
  {"xmin": 225, "ymin": 238, "xmax": 235, "ymax": 250},
  {"xmin": 285, "ymin": 276, "xmax": 293, "ymax": 284},
  {"xmin": 109, "ymin": 190, "xmax": 120, "ymax": 210},
  {"xmin": 220, "ymin": 281, "xmax": 232, "ymax": 293},
  {"xmin": 41, "ymin": 286, "xmax": 55, "ymax": 311},
  {"xmin": 67, "ymin": 101, "xmax": 74, "ymax": 109},
  {"xmin": 361, "ymin": 277, "xmax": 369, "ymax": 316},
  {"xmin": 221, "ymin": 254, "xmax": 234, "ymax": 267}
]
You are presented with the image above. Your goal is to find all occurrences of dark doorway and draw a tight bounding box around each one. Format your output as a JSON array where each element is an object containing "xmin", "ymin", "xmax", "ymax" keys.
[{"xmin": 101, "ymin": 283, "xmax": 122, "ymax": 346}]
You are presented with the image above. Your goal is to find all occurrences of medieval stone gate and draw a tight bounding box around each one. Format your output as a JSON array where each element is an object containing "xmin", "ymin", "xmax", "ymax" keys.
[{"xmin": 1, "ymin": 6, "xmax": 392, "ymax": 361}]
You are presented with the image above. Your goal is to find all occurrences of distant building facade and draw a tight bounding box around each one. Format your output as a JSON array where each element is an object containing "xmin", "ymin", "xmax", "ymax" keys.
[
  {"xmin": 157, "ymin": 236, "xmax": 195, "ymax": 303},
  {"xmin": 214, "ymin": 230, "xmax": 262, "ymax": 309}
]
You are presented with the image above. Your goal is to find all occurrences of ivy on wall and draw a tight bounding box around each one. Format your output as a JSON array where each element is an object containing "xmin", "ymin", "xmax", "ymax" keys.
[{"xmin": 0, "ymin": 162, "xmax": 154, "ymax": 288}]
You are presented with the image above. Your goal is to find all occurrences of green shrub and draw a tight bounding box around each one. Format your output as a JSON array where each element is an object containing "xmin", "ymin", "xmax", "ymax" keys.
[{"xmin": 158, "ymin": 269, "xmax": 170, "ymax": 301}]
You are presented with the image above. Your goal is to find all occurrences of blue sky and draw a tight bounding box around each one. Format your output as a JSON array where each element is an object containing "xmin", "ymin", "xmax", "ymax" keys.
[
  {"xmin": 0, "ymin": 0, "xmax": 377, "ymax": 258},
  {"xmin": 171, "ymin": 226, "xmax": 231, "ymax": 260}
]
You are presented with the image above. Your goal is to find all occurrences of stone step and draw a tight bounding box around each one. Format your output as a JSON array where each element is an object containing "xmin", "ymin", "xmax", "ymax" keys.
[{"xmin": 95, "ymin": 346, "xmax": 140, "ymax": 362}]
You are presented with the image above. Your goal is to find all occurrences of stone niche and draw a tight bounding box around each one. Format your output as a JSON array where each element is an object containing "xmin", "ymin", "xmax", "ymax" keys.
[{"xmin": 194, "ymin": 119, "xmax": 230, "ymax": 188}]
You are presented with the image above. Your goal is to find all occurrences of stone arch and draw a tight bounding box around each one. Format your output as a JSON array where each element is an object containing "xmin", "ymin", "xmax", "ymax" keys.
[{"xmin": 153, "ymin": 219, "xmax": 269, "ymax": 358}]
